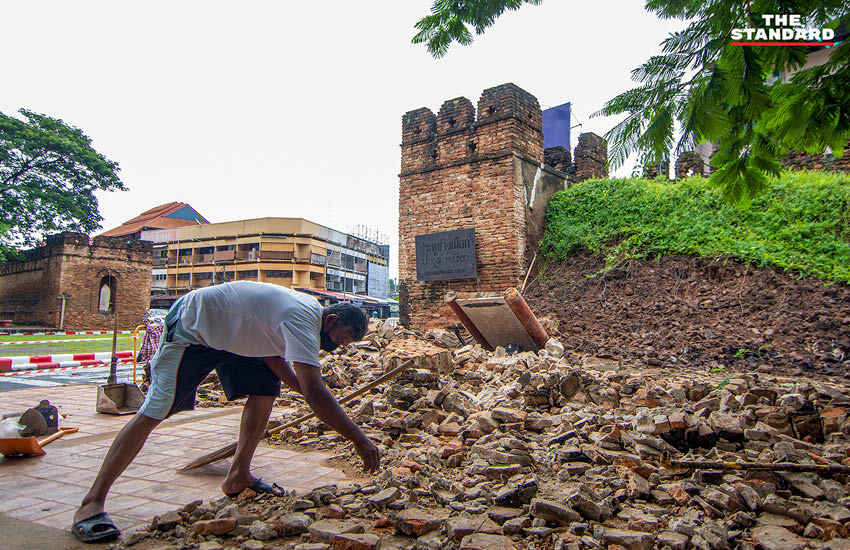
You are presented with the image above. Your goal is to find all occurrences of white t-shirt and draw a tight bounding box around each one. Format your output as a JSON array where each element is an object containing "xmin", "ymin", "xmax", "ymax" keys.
[{"xmin": 176, "ymin": 281, "xmax": 322, "ymax": 367}]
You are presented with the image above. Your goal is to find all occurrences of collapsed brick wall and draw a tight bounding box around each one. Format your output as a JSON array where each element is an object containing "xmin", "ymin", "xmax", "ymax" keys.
[
  {"xmin": 399, "ymin": 84, "xmax": 543, "ymax": 330},
  {"xmin": 0, "ymin": 232, "xmax": 152, "ymax": 329}
]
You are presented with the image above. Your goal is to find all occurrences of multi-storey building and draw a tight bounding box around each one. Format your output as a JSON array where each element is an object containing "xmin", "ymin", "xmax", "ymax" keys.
[
  {"xmin": 100, "ymin": 202, "xmax": 210, "ymax": 308},
  {"xmin": 144, "ymin": 217, "xmax": 390, "ymax": 313}
]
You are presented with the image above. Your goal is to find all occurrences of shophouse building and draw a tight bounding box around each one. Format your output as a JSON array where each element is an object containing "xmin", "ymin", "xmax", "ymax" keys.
[{"xmin": 146, "ymin": 217, "xmax": 391, "ymax": 315}]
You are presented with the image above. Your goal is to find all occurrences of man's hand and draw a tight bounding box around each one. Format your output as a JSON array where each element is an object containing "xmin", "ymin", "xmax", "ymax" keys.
[
  {"xmin": 293, "ymin": 362, "xmax": 382, "ymax": 475},
  {"xmin": 354, "ymin": 436, "xmax": 380, "ymax": 473}
]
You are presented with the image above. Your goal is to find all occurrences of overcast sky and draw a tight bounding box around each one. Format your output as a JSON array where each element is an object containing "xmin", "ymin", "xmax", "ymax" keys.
[{"xmin": 1, "ymin": 1, "xmax": 682, "ymax": 278}]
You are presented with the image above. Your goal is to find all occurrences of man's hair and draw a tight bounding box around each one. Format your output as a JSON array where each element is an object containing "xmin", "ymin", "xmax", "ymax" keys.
[{"xmin": 324, "ymin": 302, "xmax": 368, "ymax": 340}]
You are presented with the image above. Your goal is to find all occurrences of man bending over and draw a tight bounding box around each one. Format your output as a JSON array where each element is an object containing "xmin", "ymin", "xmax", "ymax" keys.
[{"xmin": 72, "ymin": 281, "xmax": 378, "ymax": 543}]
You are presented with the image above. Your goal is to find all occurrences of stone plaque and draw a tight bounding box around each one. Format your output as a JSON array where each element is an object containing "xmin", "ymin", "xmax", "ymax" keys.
[{"xmin": 415, "ymin": 228, "xmax": 477, "ymax": 281}]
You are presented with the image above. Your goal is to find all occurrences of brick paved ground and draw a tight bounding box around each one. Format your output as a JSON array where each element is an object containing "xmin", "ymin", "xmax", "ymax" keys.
[{"xmin": 0, "ymin": 385, "xmax": 350, "ymax": 534}]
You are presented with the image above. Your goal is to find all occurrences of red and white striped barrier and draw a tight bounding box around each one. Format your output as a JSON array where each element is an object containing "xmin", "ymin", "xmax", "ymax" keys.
[
  {"xmin": 0, "ymin": 330, "xmax": 134, "ymax": 336},
  {"xmin": 0, "ymin": 358, "xmax": 135, "ymax": 377},
  {"xmin": 0, "ymin": 337, "xmax": 116, "ymax": 346},
  {"xmin": 0, "ymin": 351, "xmax": 133, "ymax": 372}
]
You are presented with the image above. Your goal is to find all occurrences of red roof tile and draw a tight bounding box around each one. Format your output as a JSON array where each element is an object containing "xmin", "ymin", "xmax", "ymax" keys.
[{"xmin": 99, "ymin": 202, "xmax": 208, "ymax": 237}]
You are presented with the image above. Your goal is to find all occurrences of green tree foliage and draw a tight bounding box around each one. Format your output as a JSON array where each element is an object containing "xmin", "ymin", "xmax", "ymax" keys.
[
  {"xmin": 413, "ymin": 0, "xmax": 542, "ymax": 58},
  {"xmin": 542, "ymin": 172, "xmax": 850, "ymax": 283},
  {"xmin": 414, "ymin": 1, "xmax": 850, "ymax": 203},
  {"xmin": 0, "ymin": 109, "xmax": 124, "ymax": 252}
]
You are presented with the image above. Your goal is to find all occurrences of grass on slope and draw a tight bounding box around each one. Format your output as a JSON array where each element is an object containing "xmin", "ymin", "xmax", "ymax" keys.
[{"xmin": 542, "ymin": 170, "xmax": 850, "ymax": 284}]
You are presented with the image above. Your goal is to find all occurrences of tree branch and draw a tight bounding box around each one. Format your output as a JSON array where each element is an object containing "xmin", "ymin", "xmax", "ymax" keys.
[{"xmin": 1, "ymin": 152, "xmax": 45, "ymax": 189}]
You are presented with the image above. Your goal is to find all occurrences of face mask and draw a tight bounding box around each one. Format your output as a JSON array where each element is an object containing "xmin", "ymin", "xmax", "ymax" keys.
[{"xmin": 320, "ymin": 330, "xmax": 338, "ymax": 352}]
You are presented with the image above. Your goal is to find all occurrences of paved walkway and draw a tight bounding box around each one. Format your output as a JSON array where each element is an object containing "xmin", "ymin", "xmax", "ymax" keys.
[{"xmin": 0, "ymin": 385, "xmax": 350, "ymax": 535}]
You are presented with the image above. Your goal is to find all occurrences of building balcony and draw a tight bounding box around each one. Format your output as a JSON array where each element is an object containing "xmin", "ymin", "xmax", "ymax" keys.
[
  {"xmin": 292, "ymin": 254, "xmax": 326, "ymax": 265},
  {"xmin": 152, "ymin": 257, "xmax": 168, "ymax": 267},
  {"xmin": 236, "ymin": 251, "xmax": 262, "ymax": 261},
  {"xmin": 214, "ymin": 250, "xmax": 235, "ymax": 261},
  {"xmin": 259, "ymin": 251, "xmax": 294, "ymax": 261},
  {"xmin": 192, "ymin": 253, "xmax": 215, "ymax": 264}
]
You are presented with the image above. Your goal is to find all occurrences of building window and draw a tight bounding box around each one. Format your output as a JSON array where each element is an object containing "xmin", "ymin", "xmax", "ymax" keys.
[
  {"xmin": 177, "ymin": 273, "xmax": 190, "ymax": 281},
  {"xmin": 194, "ymin": 272, "xmax": 213, "ymax": 281},
  {"xmin": 98, "ymin": 275, "xmax": 116, "ymax": 312},
  {"xmin": 264, "ymin": 270, "xmax": 292, "ymax": 278},
  {"xmin": 326, "ymin": 251, "xmax": 341, "ymax": 267}
]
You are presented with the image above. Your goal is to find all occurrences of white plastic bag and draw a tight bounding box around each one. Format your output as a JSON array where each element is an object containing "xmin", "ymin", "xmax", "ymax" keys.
[{"xmin": 0, "ymin": 417, "xmax": 23, "ymax": 438}]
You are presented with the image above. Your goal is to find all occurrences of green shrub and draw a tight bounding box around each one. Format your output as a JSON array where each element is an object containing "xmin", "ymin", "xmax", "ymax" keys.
[{"xmin": 542, "ymin": 171, "xmax": 850, "ymax": 283}]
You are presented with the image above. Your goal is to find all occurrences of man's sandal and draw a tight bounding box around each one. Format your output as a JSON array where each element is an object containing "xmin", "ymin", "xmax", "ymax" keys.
[
  {"xmin": 71, "ymin": 512, "xmax": 121, "ymax": 543},
  {"xmin": 225, "ymin": 478, "xmax": 288, "ymax": 498}
]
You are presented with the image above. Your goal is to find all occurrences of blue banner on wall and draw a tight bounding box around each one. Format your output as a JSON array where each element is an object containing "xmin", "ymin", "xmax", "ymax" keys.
[{"xmin": 542, "ymin": 102, "xmax": 571, "ymax": 151}]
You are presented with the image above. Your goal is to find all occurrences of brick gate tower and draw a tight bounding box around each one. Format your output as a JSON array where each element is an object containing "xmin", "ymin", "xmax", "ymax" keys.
[{"xmin": 398, "ymin": 83, "xmax": 555, "ymax": 330}]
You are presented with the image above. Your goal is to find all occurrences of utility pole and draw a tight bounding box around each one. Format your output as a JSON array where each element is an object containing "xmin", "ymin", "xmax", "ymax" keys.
[
  {"xmin": 107, "ymin": 302, "xmax": 119, "ymax": 385},
  {"xmin": 57, "ymin": 293, "xmax": 71, "ymax": 330},
  {"xmin": 106, "ymin": 269, "xmax": 119, "ymax": 385}
]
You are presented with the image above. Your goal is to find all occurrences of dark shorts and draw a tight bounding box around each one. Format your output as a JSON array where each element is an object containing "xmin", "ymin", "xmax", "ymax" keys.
[
  {"xmin": 165, "ymin": 345, "xmax": 281, "ymax": 418},
  {"xmin": 138, "ymin": 322, "xmax": 281, "ymax": 420}
]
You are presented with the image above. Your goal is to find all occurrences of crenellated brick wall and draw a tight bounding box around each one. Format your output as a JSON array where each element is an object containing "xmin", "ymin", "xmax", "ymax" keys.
[
  {"xmin": 543, "ymin": 146, "xmax": 571, "ymax": 173},
  {"xmin": 573, "ymin": 133, "xmax": 608, "ymax": 181},
  {"xmin": 643, "ymin": 159, "xmax": 670, "ymax": 179},
  {"xmin": 781, "ymin": 142, "xmax": 850, "ymax": 174},
  {"xmin": 671, "ymin": 140, "xmax": 850, "ymax": 180},
  {"xmin": 399, "ymin": 84, "xmax": 546, "ymax": 329},
  {"xmin": 675, "ymin": 151, "xmax": 705, "ymax": 179},
  {"xmin": 398, "ymin": 84, "xmax": 607, "ymax": 330},
  {"xmin": 0, "ymin": 232, "xmax": 152, "ymax": 329}
]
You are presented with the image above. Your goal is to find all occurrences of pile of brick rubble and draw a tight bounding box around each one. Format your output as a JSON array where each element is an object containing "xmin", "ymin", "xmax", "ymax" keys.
[{"xmin": 113, "ymin": 321, "xmax": 850, "ymax": 550}]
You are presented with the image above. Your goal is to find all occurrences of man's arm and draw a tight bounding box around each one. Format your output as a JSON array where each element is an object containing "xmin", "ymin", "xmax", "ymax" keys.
[
  {"xmin": 263, "ymin": 356, "xmax": 302, "ymax": 395},
  {"xmin": 292, "ymin": 362, "xmax": 380, "ymax": 473}
]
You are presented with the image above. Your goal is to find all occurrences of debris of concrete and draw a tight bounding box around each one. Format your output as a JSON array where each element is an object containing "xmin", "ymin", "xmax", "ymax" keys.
[{"xmin": 132, "ymin": 320, "xmax": 850, "ymax": 550}]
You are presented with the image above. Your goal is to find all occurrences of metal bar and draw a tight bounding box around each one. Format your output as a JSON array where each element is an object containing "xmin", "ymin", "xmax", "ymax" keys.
[
  {"xmin": 503, "ymin": 287, "xmax": 549, "ymax": 350},
  {"xmin": 445, "ymin": 291, "xmax": 493, "ymax": 351}
]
